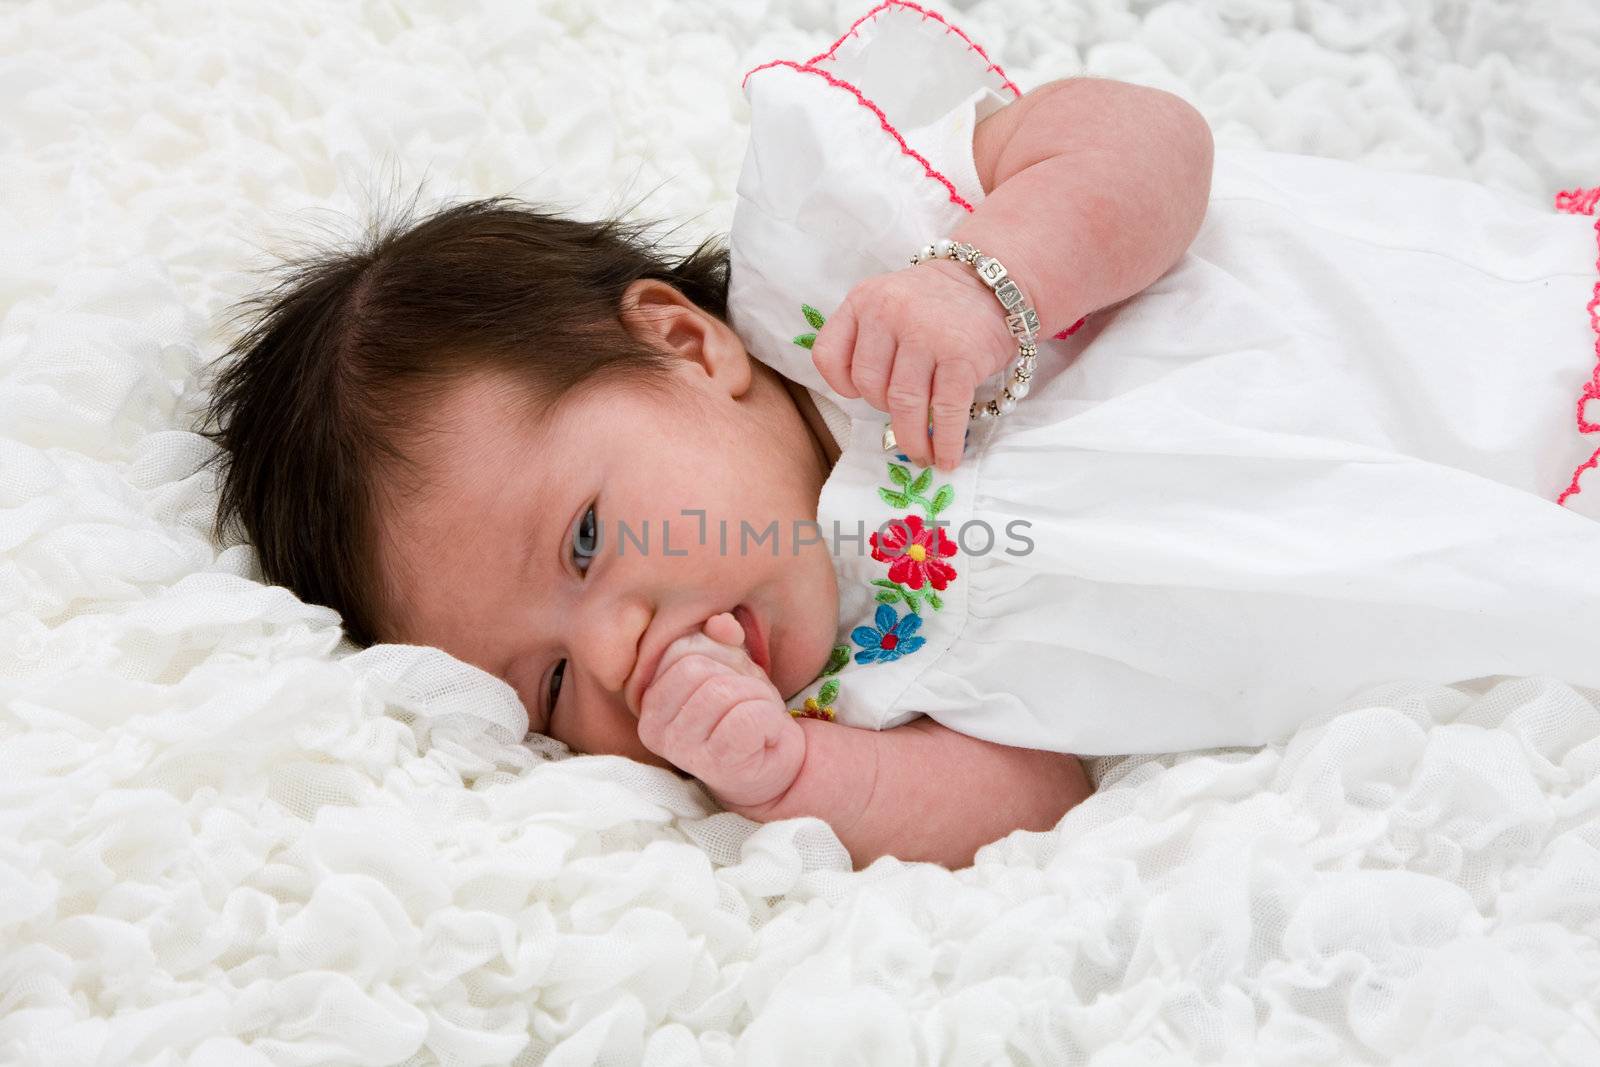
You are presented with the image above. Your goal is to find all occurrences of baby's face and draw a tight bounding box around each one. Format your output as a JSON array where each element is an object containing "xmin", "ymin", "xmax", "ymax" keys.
[{"xmin": 373, "ymin": 359, "xmax": 839, "ymax": 771}]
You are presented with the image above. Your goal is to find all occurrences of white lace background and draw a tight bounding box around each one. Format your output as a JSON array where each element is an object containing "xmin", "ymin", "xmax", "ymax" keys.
[{"xmin": 4, "ymin": 1, "xmax": 1600, "ymax": 1063}]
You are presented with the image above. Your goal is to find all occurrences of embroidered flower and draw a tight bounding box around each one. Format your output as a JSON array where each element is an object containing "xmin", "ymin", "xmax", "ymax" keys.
[
  {"xmin": 795, "ymin": 676, "xmax": 841, "ymax": 722},
  {"xmin": 878, "ymin": 462, "xmax": 955, "ymax": 519},
  {"xmin": 789, "ymin": 646, "xmax": 849, "ymax": 720},
  {"xmin": 782, "ymin": 300, "xmax": 966, "ymax": 700},
  {"xmin": 870, "ymin": 461, "xmax": 959, "ymax": 615},
  {"xmin": 851, "ymin": 604, "xmax": 926, "ymax": 664},
  {"xmin": 872, "ymin": 513, "xmax": 957, "ymax": 591}
]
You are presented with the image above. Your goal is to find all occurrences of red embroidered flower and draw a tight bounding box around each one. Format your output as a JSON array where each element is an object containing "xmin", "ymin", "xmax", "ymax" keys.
[{"xmin": 871, "ymin": 514, "xmax": 958, "ymax": 590}]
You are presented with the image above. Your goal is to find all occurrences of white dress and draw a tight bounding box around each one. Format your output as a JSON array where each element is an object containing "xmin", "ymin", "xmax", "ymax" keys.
[{"xmin": 725, "ymin": 2, "xmax": 1600, "ymax": 755}]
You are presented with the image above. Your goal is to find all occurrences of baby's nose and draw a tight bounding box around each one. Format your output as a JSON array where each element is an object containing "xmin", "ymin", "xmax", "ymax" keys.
[{"xmin": 579, "ymin": 596, "xmax": 653, "ymax": 714}]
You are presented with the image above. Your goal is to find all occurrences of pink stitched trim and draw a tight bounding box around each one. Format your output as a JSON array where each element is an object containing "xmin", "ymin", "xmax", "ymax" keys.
[
  {"xmin": 805, "ymin": 0, "xmax": 1022, "ymax": 99},
  {"xmin": 738, "ymin": 2, "xmax": 1020, "ymax": 216},
  {"xmin": 1554, "ymin": 185, "xmax": 1600, "ymax": 507},
  {"xmin": 742, "ymin": 58, "xmax": 979, "ymax": 213},
  {"xmin": 741, "ymin": 4, "xmax": 1091, "ymax": 343},
  {"xmin": 1557, "ymin": 187, "xmax": 1600, "ymax": 215}
]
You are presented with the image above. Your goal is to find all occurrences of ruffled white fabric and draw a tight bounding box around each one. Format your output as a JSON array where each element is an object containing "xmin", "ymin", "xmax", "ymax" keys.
[{"xmin": 730, "ymin": 2, "xmax": 1600, "ymax": 755}]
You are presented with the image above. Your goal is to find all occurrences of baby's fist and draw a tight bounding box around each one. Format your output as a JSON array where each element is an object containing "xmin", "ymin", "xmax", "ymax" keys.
[
  {"xmin": 810, "ymin": 259, "xmax": 1014, "ymax": 471},
  {"xmin": 637, "ymin": 614, "xmax": 805, "ymax": 809}
]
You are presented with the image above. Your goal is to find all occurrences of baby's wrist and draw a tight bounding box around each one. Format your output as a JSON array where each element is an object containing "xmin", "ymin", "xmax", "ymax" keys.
[
  {"xmin": 720, "ymin": 717, "xmax": 878, "ymax": 838},
  {"xmin": 915, "ymin": 255, "xmax": 996, "ymax": 301}
]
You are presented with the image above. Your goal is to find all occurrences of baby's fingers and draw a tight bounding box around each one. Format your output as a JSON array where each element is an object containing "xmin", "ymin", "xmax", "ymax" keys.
[
  {"xmin": 640, "ymin": 652, "xmax": 729, "ymax": 727},
  {"xmin": 886, "ymin": 342, "xmax": 934, "ymax": 467},
  {"xmin": 703, "ymin": 611, "xmax": 744, "ymax": 648},
  {"xmin": 702, "ymin": 698, "xmax": 804, "ymax": 808},
  {"xmin": 845, "ymin": 315, "xmax": 896, "ymax": 412},
  {"xmin": 676, "ymin": 676, "xmax": 802, "ymax": 808},
  {"xmin": 929, "ymin": 361, "xmax": 975, "ymax": 471},
  {"xmin": 646, "ymin": 625, "xmax": 765, "ymax": 709},
  {"xmin": 810, "ymin": 300, "xmax": 861, "ymax": 399},
  {"xmin": 640, "ymin": 670, "xmax": 771, "ymax": 766}
]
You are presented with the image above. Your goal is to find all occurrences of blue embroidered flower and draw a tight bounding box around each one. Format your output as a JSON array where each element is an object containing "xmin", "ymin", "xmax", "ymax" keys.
[{"xmin": 851, "ymin": 603, "xmax": 926, "ymax": 664}]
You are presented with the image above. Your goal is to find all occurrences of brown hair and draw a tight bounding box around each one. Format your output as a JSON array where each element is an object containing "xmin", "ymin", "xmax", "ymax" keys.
[{"xmin": 201, "ymin": 193, "xmax": 731, "ymax": 647}]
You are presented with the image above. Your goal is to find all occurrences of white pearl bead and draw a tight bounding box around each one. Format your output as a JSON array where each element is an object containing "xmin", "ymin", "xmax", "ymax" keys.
[
  {"xmin": 1008, "ymin": 377, "xmax": 1030, "ymax": 400},
  {"xmin": 997, "ymin": 393, "xmax": 1017, "ymax": 414},
  {"xmin": 934, "ymin": 238, "xmax": 955, "ymax": 258}
]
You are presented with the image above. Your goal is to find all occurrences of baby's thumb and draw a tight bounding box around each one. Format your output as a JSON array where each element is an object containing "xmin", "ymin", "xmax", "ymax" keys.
[{"xmin": 704, "ymin": 611, "xmax": 745, "ymax": 648}]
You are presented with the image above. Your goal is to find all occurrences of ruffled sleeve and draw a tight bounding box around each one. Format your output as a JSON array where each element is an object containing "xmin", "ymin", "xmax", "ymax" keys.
[{"xmin": 726, "ymin": 1, "xmax": 1018, "ymax": 414}]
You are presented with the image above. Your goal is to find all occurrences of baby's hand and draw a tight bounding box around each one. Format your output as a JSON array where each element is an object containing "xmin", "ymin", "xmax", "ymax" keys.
[
  {"xmin": 637, "ymin": 613, "xmax": 805, "ymax": 809},
  {"xmin": 810, "ymin": 257, "xmax": 1018, "ymax": 471}
]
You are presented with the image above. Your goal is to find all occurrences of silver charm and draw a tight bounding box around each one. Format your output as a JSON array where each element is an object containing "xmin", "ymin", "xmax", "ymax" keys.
[{"xmin": 890, "ymin": 235, "xmax": 1046, "ymax": 450}]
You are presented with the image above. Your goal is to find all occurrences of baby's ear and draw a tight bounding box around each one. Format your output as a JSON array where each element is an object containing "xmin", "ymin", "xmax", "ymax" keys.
[
  {"xmin": 619, "ymin": 278, "xmax": 752, "ymax": 399},
  {"xmin": 617, "ymin": 277, "xmax": 682, "ymax": 349}
]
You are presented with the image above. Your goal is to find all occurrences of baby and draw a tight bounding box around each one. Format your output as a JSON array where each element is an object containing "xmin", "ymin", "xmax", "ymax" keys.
[
  {"xmin": 202, "ymin": 79, "xmax": 1183, "ymax": 868},
  {"xmin": 208, "ymin": 4, "xmax": 1600, "ymax": 870}
]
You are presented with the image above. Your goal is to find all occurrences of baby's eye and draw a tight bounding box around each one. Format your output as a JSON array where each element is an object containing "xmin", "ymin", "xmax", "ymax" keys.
[
  {"xmin": 573, "ymin": 504, "xmax": 598, "ymax": 573},
  {"xmin": 545, "ymin": 506, "xmax": 596, "ymax": 721},
  {"xmin": 547, "ymin": 659, "xmax": 566, "ymax": 719}
]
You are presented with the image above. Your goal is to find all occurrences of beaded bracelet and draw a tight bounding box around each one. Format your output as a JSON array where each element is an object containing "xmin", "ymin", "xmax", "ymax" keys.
[{"xmin": 883, "ymin": 239, "xmax": 1040, "ymax": 453}]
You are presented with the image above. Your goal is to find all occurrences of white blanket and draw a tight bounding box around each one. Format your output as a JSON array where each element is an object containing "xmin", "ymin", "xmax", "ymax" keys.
[{"xmin": 4, "ymin": 1, "xmax": 1599, "ymax": 1063}]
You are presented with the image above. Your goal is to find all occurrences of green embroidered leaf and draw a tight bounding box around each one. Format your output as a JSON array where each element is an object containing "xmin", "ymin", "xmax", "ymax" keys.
[
  {"xmin": 802, "ymin": 303, "xmax": 827, "ymax": 329},
  {"xmin": 792, "ymin": 332, "xmax": 816, "ymax": 349},
  {"xmin": 929, "ymin": 484, "xmax": 954, "ymax": 515},
  {"xmin": 910, "ymin": 468, "xmax": 933, "ymax": 495},
  {"xmin": 818, "ymin": 679, "xmax": 839, "ymax": 705},
  {"xmin": 887, "ymin": 464, "xmax": 911, "ymax": 487},
  {"xmin": 871, "ymin": 579, "xmax": 899, "ymax": 590},
  {"xmin": 875, "ymin": 590, "xmax": 899, "ymax": 604},
  {"xmin": 823, "ymin": 645, "xmax": 849, "ymax": 675},
  {"xmin": 878, "ymin": 488, "xmax": 909, "ymax": 508},
  {"xmin": 928, "ymin": 591, "xmax": 943, "ymax": 611}
]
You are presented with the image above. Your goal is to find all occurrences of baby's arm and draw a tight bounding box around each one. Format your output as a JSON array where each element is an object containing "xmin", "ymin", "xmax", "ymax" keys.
[
  {"xmin": 638, "ymin": 615, "xmax": 1091, "ymax": 870},
  {"xmin": 728, "ymin": 716, "xmax": 1092, "ymax": 871},
  {"xmin": 963, "ymin": 76, "xmax": 1216, "ymax": 335},
  {"xmin": 810, "ymin": 77, "xmax": 1215, "ymax": 469}
]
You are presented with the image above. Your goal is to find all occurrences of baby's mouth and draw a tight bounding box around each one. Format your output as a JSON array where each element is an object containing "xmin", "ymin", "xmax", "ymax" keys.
[{"xmin": 731, "ymin": 604, "xmax": 770, "ymax": 675}]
